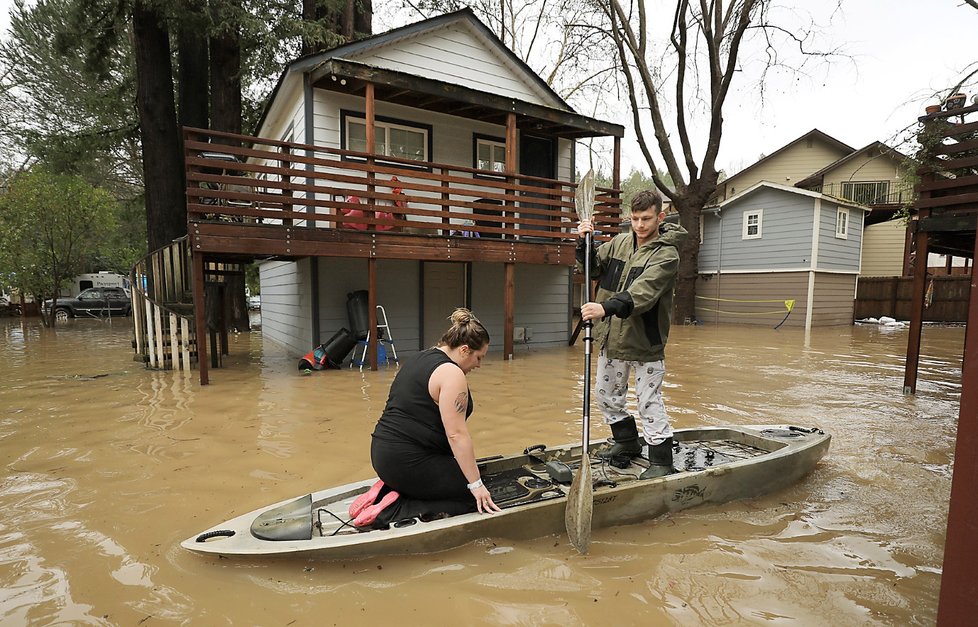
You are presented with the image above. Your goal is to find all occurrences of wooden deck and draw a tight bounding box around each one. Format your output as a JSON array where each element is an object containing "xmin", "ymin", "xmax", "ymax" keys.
[
  {"xmin": 182, "ymin": 127, "xmax": 622, "ymax": 381},
  {"xmin": 184, "ymin": 127, "xmax": 622, "ymax": 265}
]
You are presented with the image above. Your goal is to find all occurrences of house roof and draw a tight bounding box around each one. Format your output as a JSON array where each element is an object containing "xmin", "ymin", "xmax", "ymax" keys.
[
  {"xmin": 706, "ymin": 181, "xmax": 871, "ymax": 213},
  {"xmin": 724, "ymin": 129, "xmax": 855, "ymax": 184},
  {"xmin": 794, "ymin": 141, "xmax": 910, "ymax": 189},
  {"xmin": 255, "ymin": 9, "xmax": 623, "ymax": 139}
]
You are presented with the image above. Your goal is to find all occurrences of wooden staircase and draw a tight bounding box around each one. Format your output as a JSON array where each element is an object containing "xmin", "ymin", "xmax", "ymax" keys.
[{"xmin": 131, "ymin": 237, "xmax": 246, "ymax": 373}]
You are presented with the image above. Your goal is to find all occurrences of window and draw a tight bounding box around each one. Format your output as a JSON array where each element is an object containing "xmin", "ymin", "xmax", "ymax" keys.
[
  {"xmin": 836, "ymin": 207, "xmax": 849, "ymax": 239},
  {"xmin": 473, "ymin": 134, "xmax": 506, "ymax": 177},
  {"xmin": 340, "ymin": 110, "xmax": 431, "ymax": 166},
  {"xmin": 841, "ymin": 181, "xmax": 889, "ymax": 205},
  {"xmin": 742, "ymin": 209, "xmax": 762, "ymax": 239}
]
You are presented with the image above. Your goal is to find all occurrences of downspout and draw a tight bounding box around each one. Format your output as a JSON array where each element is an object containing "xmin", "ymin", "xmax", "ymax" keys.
[
  {"xmin": 305, "ymin": 72, "xmax": 321, "ymax": 345},
  {"xmin": 806, "ymin": 198, "xmax": 821, "ymax": 334}
]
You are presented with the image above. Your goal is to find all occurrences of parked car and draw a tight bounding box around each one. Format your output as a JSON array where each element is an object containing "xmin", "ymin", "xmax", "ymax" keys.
[
  {"xmin": 42, "ymin": 287, "xmax": 131, "ymax": 322},
  {"xmin": 248, "ymin": 295, "xmax": 261, "ymax": 310},
  {"xmin": 0, "ymin": 295, "xmax": 21, "ymax": 317}
]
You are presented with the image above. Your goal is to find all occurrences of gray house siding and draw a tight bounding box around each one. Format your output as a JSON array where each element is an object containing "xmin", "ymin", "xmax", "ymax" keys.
[
  {"xmin": 701, "ymin": 188, "xmax": 815, "ymax": 272},
  {"xmin": 695, "ymin": 272, "xmax": 809, "ymax": 327},
  {"xmin": 311, "ymin": 259, "xmax": 423, "ymax": 358},
  {"xmin": 816, "ymin": 200, "xmax": 863, "ymax": 272},
  {"xmin": 811, "ymin": 273, "xmax": 857, "ymax": 326},
  {"xmin": 694, "ymin": 270, "xmax": 855, "ymax": 327},
  {"xmin": 471, "ymin": 263, "xmax": 571, "ymax": 351},
  {"xmin": 261, "ymin": 258, "xmax": 571, "ymax": 360}
]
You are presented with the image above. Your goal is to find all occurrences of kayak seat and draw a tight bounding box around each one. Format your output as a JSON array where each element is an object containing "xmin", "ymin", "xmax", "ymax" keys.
[{"xmin": 250, "ymin": 494, "xmax": 313, "ymax": 541}]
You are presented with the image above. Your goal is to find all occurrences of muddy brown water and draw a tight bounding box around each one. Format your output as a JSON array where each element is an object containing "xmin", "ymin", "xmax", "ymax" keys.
[{"xmin": 0, "ymin": 315, "xmax": 961, "ymax": 625}]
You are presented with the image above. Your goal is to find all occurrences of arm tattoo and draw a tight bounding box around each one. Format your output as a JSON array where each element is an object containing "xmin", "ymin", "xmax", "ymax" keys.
[{"xmin": 453, "ymin": 391, "xmax": 468, "ymax": 414}]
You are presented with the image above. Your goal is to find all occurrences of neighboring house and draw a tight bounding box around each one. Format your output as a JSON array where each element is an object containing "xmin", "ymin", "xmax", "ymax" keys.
[
  {"xmin": 716, "ymin": 130, "xmax": 854, "ymax": 202},
  {"xmin": 228, "ymin": 9, "xmax": 624, "ymax": 359},
  {"xmin": 697, "ymin": 131, "xmax": 913, "ymax": 328},
  {"xmin": 794, "ymin": 141, "xmax": 914, "ymax": 278},
  {"xmin": 697, "ymin": 182, "xmax": 869, "ymax": 328}
]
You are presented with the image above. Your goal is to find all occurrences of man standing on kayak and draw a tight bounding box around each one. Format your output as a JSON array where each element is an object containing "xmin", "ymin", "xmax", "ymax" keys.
[{"xmin": 577, "ymin": 189, "xmax": 687, "ymax": 479}]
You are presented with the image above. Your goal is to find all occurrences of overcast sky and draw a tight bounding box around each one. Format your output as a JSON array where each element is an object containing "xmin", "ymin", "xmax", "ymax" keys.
[{"xmin": 2, "ymin": 0, "xmax": 977, "ymax": 176}]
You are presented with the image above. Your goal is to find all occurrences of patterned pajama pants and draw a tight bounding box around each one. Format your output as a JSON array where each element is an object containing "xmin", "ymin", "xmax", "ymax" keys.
[{"xmin": 595, "ymin": 349, "xmax": 672, "ymax": 446}]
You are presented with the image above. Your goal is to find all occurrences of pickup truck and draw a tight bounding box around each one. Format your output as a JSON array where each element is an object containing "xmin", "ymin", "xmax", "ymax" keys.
[{"xmin": 42, "ymin": 287, "xmax": 131, "ymax": 321}]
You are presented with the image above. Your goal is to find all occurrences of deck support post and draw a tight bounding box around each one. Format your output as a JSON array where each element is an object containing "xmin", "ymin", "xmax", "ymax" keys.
[
  {"xmin": 505, "ymin": 113, "xmax": 517, "ymax": 239},
  {"xmin": 368, "ymin": 257, "xmax": 378, "ymax": 370},
  {"xmin": 366, "ymin": 83, "xmax": 376, "ymax": 230},
  {"xmin": 504, "ymin": 262, "xmax": 515, "ymax": 359},
  {"xmin": 192, "ymin": 247, "xmax": 209, "ymax": 385},
  {"xmin": 613, "ymin": 136, "xmax": 621, "ymax": 192},
  {"xmin": 903, "ymin": 211, "xmax": 929, "ymax": 394},
  {"xmin": 937, "ymin": 223, "xmax": 978, "ymax": 623}
]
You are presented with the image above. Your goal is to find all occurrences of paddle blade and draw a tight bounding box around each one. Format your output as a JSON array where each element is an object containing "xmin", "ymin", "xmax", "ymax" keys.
[
  {"xmin": 564, "ymin": 459, "xmax": 593, "ymax": 555},
  {"xmin": 575, "ymin": 169, "xmax": 596, "ymax": 222}
]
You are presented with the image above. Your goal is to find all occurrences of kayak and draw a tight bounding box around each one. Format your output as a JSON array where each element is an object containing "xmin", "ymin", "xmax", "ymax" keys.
[{"xmin": 181, "ymin": 424, "xmax": 829, "ymax": 559}]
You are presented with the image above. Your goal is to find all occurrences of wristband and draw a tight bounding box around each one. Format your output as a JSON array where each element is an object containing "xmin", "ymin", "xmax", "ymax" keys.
[{"xmin": 466, "ymin": 478, "xmax": 484, "ymax": 490}]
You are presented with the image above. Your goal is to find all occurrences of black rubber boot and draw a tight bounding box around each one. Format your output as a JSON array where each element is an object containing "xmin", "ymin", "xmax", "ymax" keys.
[
  {"xmin": 640, "ymin": 437, "xmax": 674, "ymax": 479},
  {"xmin": 597, "ymin": 417, "xmax": 641, "ymax": 468}
]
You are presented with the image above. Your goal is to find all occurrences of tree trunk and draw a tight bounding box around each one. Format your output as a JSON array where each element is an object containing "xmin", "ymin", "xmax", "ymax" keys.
[
  {"xmin": 132, "ymin": 0, "xmax": 186, "ymax": 254},
  {"xmin": 673, "ymin": 202, "xmax": 701, "ymax": 324},
  {"xmin": 177, "ymin": 1, "xmax": 209, "ymax": 131},
  {"xmin": 208, "ymin": 8, "xmax": 249, "ymax": 331},
  {"xmin": 209, "ymin": 20, "xmax": 241, "ymax": 137},
  {"xmin": 353, "ymin": 0, "xmax": 372, "ymax": 37}
]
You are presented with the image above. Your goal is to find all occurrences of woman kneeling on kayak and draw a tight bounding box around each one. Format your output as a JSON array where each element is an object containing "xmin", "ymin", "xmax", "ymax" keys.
[{"xmin": 350, "ymin": 308, "xmax": 502, "ymax": 527}]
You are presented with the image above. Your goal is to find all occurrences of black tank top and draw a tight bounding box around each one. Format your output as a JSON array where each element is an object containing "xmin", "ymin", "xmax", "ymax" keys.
[{"xmin": 371, "ymin": 348, "xmax": 474, "ymax": 454}]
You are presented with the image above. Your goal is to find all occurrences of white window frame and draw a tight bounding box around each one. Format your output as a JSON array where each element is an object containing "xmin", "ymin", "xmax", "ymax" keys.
[
  {"xmin": 742, "ymin": 209, "xmax": 762, "ymax": 239},
  {"xmin": 836, "ymin": 207, "xmax": 849, "ymax": 239},
  {"xmin": 341, "ymin": 112, "xmax": 430, "ymax": 166},
  {"xmin": 474, "ymin": 136, "xmax": 506, "ymax": 178}
]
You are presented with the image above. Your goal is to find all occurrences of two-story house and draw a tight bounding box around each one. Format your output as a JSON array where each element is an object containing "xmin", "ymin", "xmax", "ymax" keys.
[
  {"xmin": 179, "ymin": 9, "xmax": 624, "ymax": 378},
  {"xmin": 696, "ymin": 130, "xmax": 910, "ymax": 328}
]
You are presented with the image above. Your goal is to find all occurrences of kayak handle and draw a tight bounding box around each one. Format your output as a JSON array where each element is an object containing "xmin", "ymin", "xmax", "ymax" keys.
[
  {"xmin": 196, "ymin": 529, "xmax": 236, "ymax": 542},
  {"xmin": 523, "ymin": 444, "xmax": 547, "ymax": 455}
]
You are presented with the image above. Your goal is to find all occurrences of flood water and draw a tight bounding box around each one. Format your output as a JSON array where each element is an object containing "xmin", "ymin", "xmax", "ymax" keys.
[{"xmin": 0, "ymin": 314, "xmax": 962, "ymax": 625}]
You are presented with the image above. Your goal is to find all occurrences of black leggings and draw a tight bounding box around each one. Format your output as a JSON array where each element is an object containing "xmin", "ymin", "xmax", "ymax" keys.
[{"xmin": 371, "ymin": 437, "xmax": 471, "ymax": 501}]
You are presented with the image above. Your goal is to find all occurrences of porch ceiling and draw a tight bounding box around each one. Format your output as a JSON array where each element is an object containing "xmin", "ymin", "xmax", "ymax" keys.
[{"xmin": 308, "ymin": 58, "xmax": 624, "ymax": 140}]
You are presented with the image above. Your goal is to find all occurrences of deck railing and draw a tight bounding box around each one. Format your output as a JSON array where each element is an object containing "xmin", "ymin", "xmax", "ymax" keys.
[
  {"xmin": 131, "ymin": 237, "xmax": 196, "ymax": 371},
  {"xmin": 183, "ymin": 127, "xmax": 623, "ymax": 241},
  {"xmin": 810, "ymin": 182, "xmax": 915, "ymax": 207}
]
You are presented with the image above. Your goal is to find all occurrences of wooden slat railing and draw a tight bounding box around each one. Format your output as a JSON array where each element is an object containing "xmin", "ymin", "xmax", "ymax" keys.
[
  {"xmin": 131, "ymin": 237, "xmax": 197, "ymax": 371},
  {"xmin": 183, "ymin": 127, "xmax": 623, "ymax": 241}
]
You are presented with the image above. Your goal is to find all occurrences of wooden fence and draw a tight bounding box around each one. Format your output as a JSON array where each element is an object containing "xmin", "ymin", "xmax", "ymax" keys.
[{"xmin": 854, "ymin": 275, "xmax": 971, "ymax": 322}]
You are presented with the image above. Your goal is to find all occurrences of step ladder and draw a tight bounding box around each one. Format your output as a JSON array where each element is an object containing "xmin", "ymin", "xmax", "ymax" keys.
[{"xmin": 352, "ymin": 305, "xmax": 399, "ymax": 370}]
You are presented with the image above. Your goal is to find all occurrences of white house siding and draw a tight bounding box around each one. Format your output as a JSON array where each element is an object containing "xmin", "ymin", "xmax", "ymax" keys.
[
  {"xmin": 861, "ymin": 219, "xmax": 906, "ymax": 276},
  {"xmin": 720, "ymin": 137, "xmax": 850, "ymax": 201},
  {"xmin": 351, "ymin": 24, "xmax": 557, "ymax": 108},
  {"xmin": 255, "ymin": 75, "xmax": 304, "ymax": 141},
  {"xmin": 810, "ymin": 272, "xmax": 857, "ymax": 326},
  {"xmin": 309, "ymin": 91, "xmax": 573, "ymax": 229},
  {"xmin": 258, "ymin": 259, "xmax": 314, "ymax": 355},
  {"xmin": 701, "ymin": 188, "xmax": 815, "ymax": 272},
  {"xmin": 471, "ymin": 263, "xmax": 571, "ymax": 351},
  {"xmin": 816, "ymin": 199, "xmax": 863, "ymax": 272},
  {"xmin": 694, "ymin": 271, "xmax": 810, "ymax": 327}
]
